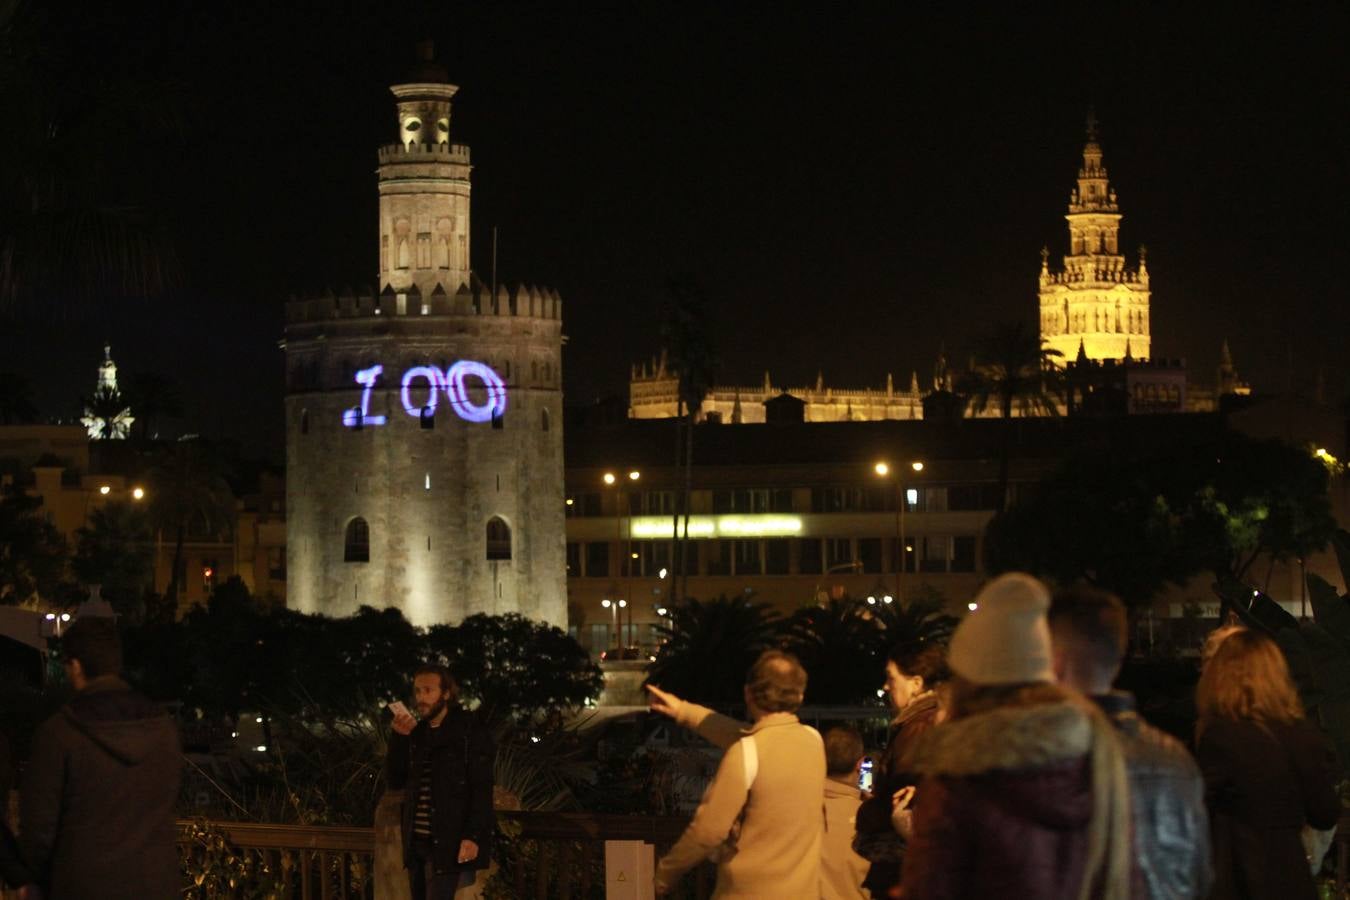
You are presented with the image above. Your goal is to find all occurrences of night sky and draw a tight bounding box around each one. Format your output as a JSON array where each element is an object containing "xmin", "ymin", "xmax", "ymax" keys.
[{"xmin": 3, "ymin": 3, "xmax": 1346, "ymax": 461}]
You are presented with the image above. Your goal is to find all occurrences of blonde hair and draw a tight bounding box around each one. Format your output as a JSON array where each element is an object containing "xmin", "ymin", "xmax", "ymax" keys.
[
  {"xmin": 1197, "ymin": 629, "xmax": 1303, "ymax": 736},
  {"xmin": 1200, "ymin": 623, "xmax": 1245, "ymax": 666}
]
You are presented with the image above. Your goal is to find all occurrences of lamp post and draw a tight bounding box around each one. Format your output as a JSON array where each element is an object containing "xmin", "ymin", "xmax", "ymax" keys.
[
  {"xmin": 874, "ymin": 460, "xmax": 924, "ymax": 604},
  {"xmin": 602, "ymin": 469, "xmax": 641, "ymax": 648},
  {"xmin": 600, "ymin": 597, "xmax": 627, "ymax": 651}
]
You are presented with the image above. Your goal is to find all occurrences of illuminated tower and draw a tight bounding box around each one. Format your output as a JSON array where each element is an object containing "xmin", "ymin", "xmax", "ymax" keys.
[
  {"xmin": 1038, "ymin": 113, "xmax": 1150, "ymax": 362},
  {"xmin": 80, "ymin": 344, "xmax": 134, "ymax": 440},
  {"xmin": 283, "ymin": 47, "xmax": 566, "ymax": 626}
]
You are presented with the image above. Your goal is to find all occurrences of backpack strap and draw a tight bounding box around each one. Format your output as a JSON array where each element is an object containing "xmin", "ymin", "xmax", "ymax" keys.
[{"xmin": 739, "ymin": 735, "xmax": 758, "ymax": 792}]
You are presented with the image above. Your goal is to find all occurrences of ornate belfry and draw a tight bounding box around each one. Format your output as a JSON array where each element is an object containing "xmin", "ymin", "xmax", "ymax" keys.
[{"xmin": 1038, "ymin": 112, "xmax": 1151, "ymax": 364}]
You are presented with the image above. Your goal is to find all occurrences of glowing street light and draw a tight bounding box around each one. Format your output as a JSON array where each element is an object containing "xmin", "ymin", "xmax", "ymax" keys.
[
  {"xmin": 98, "ymin": 485, "xmax": 111, "ymax": 496},
  {"xmin": 873, "ymin": 458, "xmax": 925, "ymax": 604},
  {"xmin": 603, "ymin": 472, "xmax": 617, "ymax": 485},
  {"xmin": 628, "ymin": 470, "xmax": 641, "ymax": 481},
  {"xmin": 132, "ymin": 487, "xmax": 145, "ymax": 500}
]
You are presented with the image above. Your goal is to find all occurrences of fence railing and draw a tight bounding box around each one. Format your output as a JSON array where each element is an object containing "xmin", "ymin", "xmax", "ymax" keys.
[
  {"xmin": 178, "ymin": 819, "xmax": 376, "ymax": 899},
  {"xmin": 175, "ymin": 811, "xmax": 713, "ymax": 900}
]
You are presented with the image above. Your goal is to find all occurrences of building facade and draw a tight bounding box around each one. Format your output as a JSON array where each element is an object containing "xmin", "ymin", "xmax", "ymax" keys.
[{"xmin": 283, "ymin": 55, "xmax": 566, "ymax": 626}]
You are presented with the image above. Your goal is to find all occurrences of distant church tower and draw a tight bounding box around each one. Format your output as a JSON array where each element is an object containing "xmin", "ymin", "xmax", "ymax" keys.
[
  {"xmin": 283, "ymin": 46, "xmax": 566, "ymax": 626},
  {"xmin": 1039, "ymin": 113, "xmax": 1150, "ymax": 363}
]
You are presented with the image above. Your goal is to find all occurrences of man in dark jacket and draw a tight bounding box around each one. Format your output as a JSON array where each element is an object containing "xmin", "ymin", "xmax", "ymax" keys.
[
  {"xmin": 1049, "ymin": 585, "xmax": 1213, "ymax": 900},
  {"xmin": 387, "ymin": 664, "xmax": 495, "ymax": 900},
  {"xmin": 19, "ymin": 616, "xmax": 181, "ymax": 900}
]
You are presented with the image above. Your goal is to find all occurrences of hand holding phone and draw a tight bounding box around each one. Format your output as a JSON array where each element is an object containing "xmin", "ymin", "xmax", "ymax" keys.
[{"xmin": 388, "ymin": 700, "xmax": 412, "ymax": 719}]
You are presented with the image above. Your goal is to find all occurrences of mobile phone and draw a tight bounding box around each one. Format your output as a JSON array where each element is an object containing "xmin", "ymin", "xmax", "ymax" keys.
[
  {"xmin": 858, "ymin": 756, "xmax": 874, "ymax": 794},
  {"xmin": 388, "ymin": 701, "xmax": 412, "ymax": 719}
]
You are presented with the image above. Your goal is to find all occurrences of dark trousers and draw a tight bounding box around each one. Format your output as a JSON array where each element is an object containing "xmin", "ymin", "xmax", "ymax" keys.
[{"xmin": 409, "ymin": 837, "xmax": 474, "ymax": 900}]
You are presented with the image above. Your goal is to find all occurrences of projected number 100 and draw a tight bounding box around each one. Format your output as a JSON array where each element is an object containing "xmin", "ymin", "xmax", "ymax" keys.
[{"xmin": 341, "ymin": 361, "xmax": 508, "ymax": 427}]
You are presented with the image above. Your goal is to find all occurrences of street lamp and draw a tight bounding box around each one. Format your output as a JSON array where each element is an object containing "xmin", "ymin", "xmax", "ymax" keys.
[
  {"xmin": 602, "ymin": 470, "xmax": 641, "ymax": 648},
  {"xmin": 874, "ymin": 459, "xmax": 924, "ymax": 604}
]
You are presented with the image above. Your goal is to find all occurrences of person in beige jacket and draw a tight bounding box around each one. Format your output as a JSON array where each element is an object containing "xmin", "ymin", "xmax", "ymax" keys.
[{"xmin": 647, "ymin": 651, "xmax": 826, "ymax": 898}]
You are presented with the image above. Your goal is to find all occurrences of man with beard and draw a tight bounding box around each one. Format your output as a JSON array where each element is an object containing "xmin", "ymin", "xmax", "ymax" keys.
[{"xmin": 387, "ymin": 665, "xmax": 495, "ymax": 900}]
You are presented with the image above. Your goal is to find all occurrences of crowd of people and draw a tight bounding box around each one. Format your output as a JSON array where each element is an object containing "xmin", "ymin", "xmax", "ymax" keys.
[
  {"xmin": 0, "ymin": 571, "xmax": 1342, "ymax": 899},
  {"xmin": 649, "ymin": 573, "xmax": 1342, "ymax": 900}
]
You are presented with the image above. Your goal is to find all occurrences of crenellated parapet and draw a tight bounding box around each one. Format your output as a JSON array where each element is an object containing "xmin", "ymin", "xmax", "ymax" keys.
[
  {"xmin": 285, "ymin": 281, "xmax": 563, "ymax": 325},
  {"xmin": 377, "ymin": 142, "xmax": 472, "ymax": 165}
]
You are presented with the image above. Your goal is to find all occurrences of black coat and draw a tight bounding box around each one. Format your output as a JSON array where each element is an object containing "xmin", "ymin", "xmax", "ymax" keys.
[
  {"xmin": 386, "ymin": 706, "xmax": 495, "ymax": 874},
  {"xmin": 19, "ymin": 677, "xmax": 181, "ymax": 900},
  {"xmin": 1198, "ymin": 717, "xmax": 1340, "ymax": 900}
]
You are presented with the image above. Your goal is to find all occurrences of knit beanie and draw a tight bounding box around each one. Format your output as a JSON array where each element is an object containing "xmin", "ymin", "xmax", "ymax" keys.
[{"xmin": 948, "ymin": 572, "xmax": 1054, "ymax": 685}]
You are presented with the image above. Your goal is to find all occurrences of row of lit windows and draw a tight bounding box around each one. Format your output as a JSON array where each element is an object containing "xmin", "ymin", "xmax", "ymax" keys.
[
  {"xmin": 342, "ymin": 516, "xmax": 512, "ymax": 563},
  {"xmin": 564, "ymin": 484, "xmax": 1003, "ymax": 517},
  {"xmin": 565, "ymin": 535, "xmax": 979, "ymax": 578}
]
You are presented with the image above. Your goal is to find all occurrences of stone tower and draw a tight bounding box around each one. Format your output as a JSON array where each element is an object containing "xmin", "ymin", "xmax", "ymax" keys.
[
  {"xmin": 1039, "ymin": 113, "xmax": 1151, "ymax": 363},
  {"xmin": 283, "ymin": 49, "xmax": 566, "ymax": 627}
]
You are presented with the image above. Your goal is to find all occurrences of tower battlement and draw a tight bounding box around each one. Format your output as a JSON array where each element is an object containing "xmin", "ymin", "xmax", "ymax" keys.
[
  {"xmin": 377, "ymin": 142, "xmax": 472, "ymax": 164},
  {"xmin": 285, "ymin": 282, "xmax": 562, "ymax": 325}
]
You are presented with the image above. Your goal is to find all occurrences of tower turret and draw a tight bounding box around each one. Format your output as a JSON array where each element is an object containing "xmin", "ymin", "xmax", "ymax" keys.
[{"xmin": 377, "ymin": 42, "xmax": 472, "ymax": 300}]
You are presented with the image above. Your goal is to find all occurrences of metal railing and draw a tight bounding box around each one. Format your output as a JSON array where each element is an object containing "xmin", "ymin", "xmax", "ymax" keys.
[
  {"xmin": 174, "ymin": 812, "xmax": 714, "ymax": 900},
  {"xmin": 178, "ymin": 819, "xmax": 375, "ymax": 899}
]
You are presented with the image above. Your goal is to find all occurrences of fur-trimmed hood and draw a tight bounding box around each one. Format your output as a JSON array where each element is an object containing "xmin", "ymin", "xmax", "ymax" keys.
[
  {"xmin": 907, "ymin": 700, "xmax": 1095, "ymax": 831},
  {"xmin": 908, "ymin": 700, "xmax": 1091, "ymax": 776}
]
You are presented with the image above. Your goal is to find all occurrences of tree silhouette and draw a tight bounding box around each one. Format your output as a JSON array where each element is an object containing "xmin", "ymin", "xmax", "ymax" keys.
[
  {"xmin": 659, "ymin": 276, "xmax": 717, "ymax": 604},
  {"xmin": 0, "ymin": 0, "xmax": 180, "ymax": 311},
  {"xmin": 125, "ymin": 371, "xmax": 185, "ymax": 443},
  {"xmin": 966, "ymin": 320, "xmax": 1064, "ymax": 510},
  {"xmin": 645, "ymin": 594, "xmax": 779, "ymax": 709},
  {"xmin": 72, "ymin": 501, "xmax": 154, "ymax": 619},
  {"xmin": 0, "ymin": 371, "xmax": 38, "ymax": 424},
  {"xmin": 146, "ymin": 440, "xmax": 234, "ymax": 612}
]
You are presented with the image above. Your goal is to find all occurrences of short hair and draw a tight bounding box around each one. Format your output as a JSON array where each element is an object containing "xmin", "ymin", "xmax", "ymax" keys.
[
  {"xmin": 61, "ymin": 617, "xmax": 122, "ymax": 679},
  {"xmin": 1197, "ymin": 629, "xmax": 1303, "ymax": 734},
  {"xmin": 1048, "ymin": 584, "xmax": 1128, "ymax": 676},
  {"xmin": 887, "ymin": 641, "xmax": 949, "ymax": 688},
  {"xmin": 823, "ymin": 725, "xmax": 864, "ymax": 775},
  {"xmin": 413, "ymin": 663, "xmax": 459, "ymax": 701},
  {"xmin": 744, "ymin": 650, "xmax": 807, "ymax": 713}
]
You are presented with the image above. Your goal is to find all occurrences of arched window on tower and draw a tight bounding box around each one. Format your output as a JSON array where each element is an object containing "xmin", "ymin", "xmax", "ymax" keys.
[
  {"xmin": 486, "ymin": 517, "xmax": 511, "ymax": 560},
  {"xmin": 420, "ymin": 405, "xmax": 435, "ymax": 430},
  {"xmin": 541, "ymin": 408, "xmax": 551, "ymax": 432},
  {"xmin": 344, "ymin": 518, "xmax": 370, "ymax": 563},
  {"xmin": 300, "ymin": 409, "xmax": 309, "ymax": 435}
]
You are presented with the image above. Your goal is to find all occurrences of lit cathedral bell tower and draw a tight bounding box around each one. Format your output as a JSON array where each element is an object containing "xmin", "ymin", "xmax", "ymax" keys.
[
  {"xmin": 283, "ymin": 46, "xmax": 566, "ymax": 627},
  {"xmin": 1039, "ymin": 113, "xmax": 1151, "ymax": 363}
]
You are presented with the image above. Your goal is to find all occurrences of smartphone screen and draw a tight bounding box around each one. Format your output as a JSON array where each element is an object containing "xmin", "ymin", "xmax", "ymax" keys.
[
  {"xmin": 858, "ymin": 756, "xmax": 874, "ymax": 794},
  {"xmin": 388, "ymin": 700, "xmax": 411, "ymax": 719}
]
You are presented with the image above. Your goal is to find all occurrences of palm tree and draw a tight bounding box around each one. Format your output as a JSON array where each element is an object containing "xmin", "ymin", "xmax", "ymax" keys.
[
  {"xmin": 0, "ymin": 371, "xmax": 38, "ymax": 424},
  {"xmin": 966, "ymin": 320, "xmax": 1064, "ymax": 511},
  {"xmin": 146, "ymin": 441, "xmax": 235, "ymax": 612},
  {"xmin": 660, "ymin": 277, "xmax": 717, "ymax": 606},
  {"xmin": 645, "ymin": 594, "xmax": 779, "ymax": 709},
  {"xmin": 782, "ymin": 597, "xmax": 887, "ymax": 706},
  {"xmin": 0, "ymin": 1, "xmax": 180, "ymax": 311},
  {"xmin": 872, "ymin": 587, "xmax": 959, "ymax": 653},
  {"xmin": 81, "ymin": 385, "xmax": 132, "ymax": 440},
  {"xmin": 125, "ymin": 371, "xmax": 184, "ymax": 443}
]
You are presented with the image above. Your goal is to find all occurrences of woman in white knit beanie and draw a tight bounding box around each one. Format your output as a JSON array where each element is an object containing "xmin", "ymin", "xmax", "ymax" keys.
[{"xmin": 896, "ymin": 572, "xmax": 1132, "ymax": 900}]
